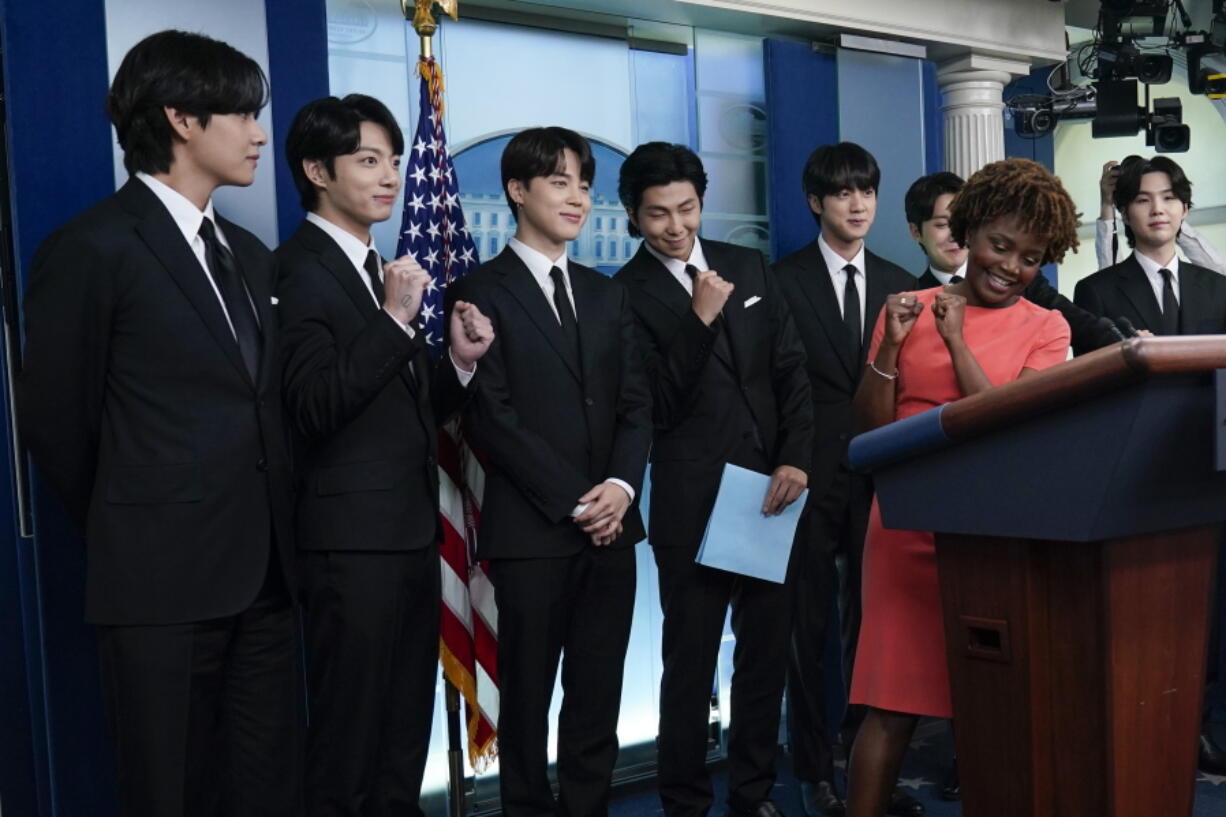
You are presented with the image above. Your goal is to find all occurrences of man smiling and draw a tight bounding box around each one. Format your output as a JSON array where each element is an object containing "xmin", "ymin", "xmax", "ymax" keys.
[
  {"xmin": 1074, "ymin": 155, "xmax": 1226, "ymax": 354},
  {"xmin": 275, "ymin": 93, "xmax": 493, "ymax": 817},
  {"xmin": 445, "ymin": 126, "xmax": 652, "ymax": 817},
  {"xmin": 615, "ymin": 141, "xmax": 812, "ymax": 817}
]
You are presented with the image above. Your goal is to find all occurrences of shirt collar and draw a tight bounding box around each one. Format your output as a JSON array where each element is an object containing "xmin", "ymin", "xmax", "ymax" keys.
[
  {"xmin": 508, "ymin": 236, "xmax": 569, "ymax": 288},
  {"xmin": 136, "ymin": 171, "xmax": 218, "ymax": 247},
  {"xmin": 306, "ymin": 211, "xmax": 377, "ymax": 274},
  {"xmin": 928, "ymin": 259, "xmax": 968, "ymax": 286},
  {"xmin": 818, "ymin": 233, "xmax": 865, "ymax": 278},
  {"xmin": 643, "ymin": 236, "xmax": 708, "ymax": 278},
  {"xmin": 1133, "ymin": 248, "xmax": 1181, "ymax": 282}
]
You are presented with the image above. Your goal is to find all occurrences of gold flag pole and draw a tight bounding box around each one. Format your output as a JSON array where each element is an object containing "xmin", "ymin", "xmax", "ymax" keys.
[
  {"xmin": 399, "ymin": 10, "xmax": 466, "ymax": 817},
  {"xmin": 403, "ymin": 0, "xmax": 459, "ymax": 60}
]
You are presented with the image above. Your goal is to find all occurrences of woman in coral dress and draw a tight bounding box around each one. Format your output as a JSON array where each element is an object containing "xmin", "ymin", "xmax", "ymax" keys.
[{"xmin": 845, "ymin": 159, "xmax": 1081, "ymax": 817}]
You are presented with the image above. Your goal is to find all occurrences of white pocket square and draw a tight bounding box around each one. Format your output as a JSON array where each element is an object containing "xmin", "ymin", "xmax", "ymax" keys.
[
  {"xmin": 743, "ymin": 295, "xmax": 762, "ymax": 308},
  {"xmin": 270, "ymin": 296, "xmax": 279, "ymax": 305}
]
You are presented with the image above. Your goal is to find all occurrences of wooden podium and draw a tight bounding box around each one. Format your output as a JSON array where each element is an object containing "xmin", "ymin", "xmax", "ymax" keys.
[{"xmin": 848, "ymin": 337, "xmax": 1226, "ymax": 817}]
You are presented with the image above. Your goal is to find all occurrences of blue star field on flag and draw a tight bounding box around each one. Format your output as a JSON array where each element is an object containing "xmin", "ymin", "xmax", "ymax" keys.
[{"xmin": 396, "ymin": 58, "xmax": 480, "ymax": 358}]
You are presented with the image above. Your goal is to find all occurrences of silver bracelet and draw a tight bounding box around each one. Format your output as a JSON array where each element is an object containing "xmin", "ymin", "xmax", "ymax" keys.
[{"xmin": 868, "ymin": 361, "xmax": 898, "ymax": 381}]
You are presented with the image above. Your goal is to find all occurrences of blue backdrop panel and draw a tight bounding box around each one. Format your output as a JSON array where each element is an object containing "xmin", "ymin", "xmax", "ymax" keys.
[
  {"xmin": 266, "ymin": 0, "xmax": 330, "ymax": 242},
  {"xmin": 764, "ymin": 39, "xmax": 837, "ymax": 263},
  {"xmin": 922, "ymin": 60, "xmax": 944, "ymax": 174},
  {"xmin": 1, "ymin": 1, "xmax": 118, "ymax": 815},
  {"xmin": 836, "ymin": 47, "xmax": 929, "ymax": 274}
]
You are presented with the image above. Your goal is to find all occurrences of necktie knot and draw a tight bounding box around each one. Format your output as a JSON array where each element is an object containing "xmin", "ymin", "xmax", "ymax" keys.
[
  {"xmin": 949, "ymin": 274, "xmax": 964, "ymax": 284},
  {"xmin": 549, "ymin": 266, "xmax": 567, "ymax": 290},
  {"xmin": 198, "ymin": 216, "xmax": 219, "ymax": 244},
  {"xmin": 684, "ymin": 264, "xmax": 700, "ymax": 280},
  {"xmin": 1158, "ymin": 267, "xmax": 1180, "ymax": 334},
  {"xmin": 364, "ymin": 250, "xmax": 385, "ymax": 303}
]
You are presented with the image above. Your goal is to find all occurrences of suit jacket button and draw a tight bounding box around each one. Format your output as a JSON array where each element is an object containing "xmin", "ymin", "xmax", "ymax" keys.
[
  {"xmin": 256, "ymin": 457, "xmax": 268, "ymax": 471},
  {"xmin": 585, "ymin": 397, "xmax": 594, "ymax": 406},
  {"xmin": 427, "ymin": 456, "xmax": 436, "ymax": 468}
]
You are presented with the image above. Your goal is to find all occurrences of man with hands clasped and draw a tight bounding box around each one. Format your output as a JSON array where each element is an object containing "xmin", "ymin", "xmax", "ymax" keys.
[
  {"xmin": 275, "ymin": 94, "xmax": 492, "ymax": 817},
  {"xmin": 614, "ymin": 142, "xmax": 812, "ymax": 817},
  {"xmin": 445, "ymin": 127, "xmax": 652, "ymax": 817}
]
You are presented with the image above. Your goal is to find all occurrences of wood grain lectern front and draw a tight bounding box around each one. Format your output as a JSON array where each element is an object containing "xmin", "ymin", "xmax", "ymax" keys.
[{"xmin": 849, "ymin": 336, "xmax": 1226, "ymax": 817}]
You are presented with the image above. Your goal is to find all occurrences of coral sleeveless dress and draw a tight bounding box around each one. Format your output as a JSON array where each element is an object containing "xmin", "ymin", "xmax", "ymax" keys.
[{"xmin": 848, "ymin": 286, "xmax": 1070, "ymax": 717}]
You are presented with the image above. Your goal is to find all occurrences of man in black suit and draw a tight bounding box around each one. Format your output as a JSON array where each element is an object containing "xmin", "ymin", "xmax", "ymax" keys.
[
  {"xmin": 1074, "ymin": 155, "xmax": 1226, "ymax": 773},
  {"xmin": 444, "ymin": 127, "xmax": 652, "ymax": 817},
  {"xmin": 907, "ymin": 171, "xmax": 1119, "ymax": 354},
  {"xmin": 1074, "ymin": 155, "xmax": 1226, "ymax": 349},
  {"xmin": 614, "ymin": 142, "xmax": 813, "ymax": 817},
  {"xmin": 772, "ymin": 143, "xmax": 916, "ymax": 817},
  {"xmin": 18, "ymin": 31, "xmax": 299, "ymax": 816},
  {"xmin": 276, "ymin": 94, "xmax": 493, "ymax": 817}
]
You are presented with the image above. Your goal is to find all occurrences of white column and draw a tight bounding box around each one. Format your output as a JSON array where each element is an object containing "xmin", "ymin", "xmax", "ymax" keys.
[{"xmin": 937, "ymin": 55, "xmax": 1031, "ymax": 181}]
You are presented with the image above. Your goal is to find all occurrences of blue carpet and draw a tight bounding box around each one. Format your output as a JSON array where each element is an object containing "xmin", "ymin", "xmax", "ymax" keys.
[{"xmin": 607, "ymin": 720, "xmax": 1226, "ymax": 817}]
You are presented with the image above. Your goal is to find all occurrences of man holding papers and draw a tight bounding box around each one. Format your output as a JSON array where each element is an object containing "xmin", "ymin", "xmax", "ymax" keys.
[{"xmin": 614, "ymin": 142, "xmax": 813, "ymax": 817}]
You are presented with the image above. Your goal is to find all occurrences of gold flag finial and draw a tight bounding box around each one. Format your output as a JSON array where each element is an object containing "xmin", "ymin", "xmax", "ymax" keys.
[{"xmin": 404, "ymin": 0, "xmax": 459, "ymax": 59}]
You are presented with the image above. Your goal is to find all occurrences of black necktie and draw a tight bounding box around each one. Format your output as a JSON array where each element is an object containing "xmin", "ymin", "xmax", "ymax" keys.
[
  {"xmin": 1159, "ymin": 268, "xmax": 1181, "ymax": 335},
  {"xmin": 549, "ymin": 266, "xmax": 580, "ymax": 357},
  {"xmin": 199, "ymin": 217, "xmax": 261, "ymax": 380},
  {"xmin": 686, "ymin": 263, "xmax": 722, "ymax": 324},
  {"xmin": 842, "ymin": 264, "xmax": 862, "ymax": 363},
  {"xmin": 949, "ymin": 274, "xmax": 964, "ymax": 284},
  {"xmin": 364, "ymin": 249, "xmax": 386, "ymax": 305}
]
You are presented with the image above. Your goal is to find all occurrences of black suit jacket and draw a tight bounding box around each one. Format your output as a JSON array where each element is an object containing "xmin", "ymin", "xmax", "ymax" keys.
[
  {"xmin": 773, "ymin": 241, "xmax": 914, "ymax": 504},
  {"xmin": 616, "ymin": 240, "xmax": 813, "ymax": 552},
  {"xmin": 919, "ymin": 267, "xmax": 1118, "ymax": 353},
  {"xmin": 275, "ymin": 220, "xmax": 468, "ymax": 552},
  {"xmin": 1073, "ymin": 254, "xmax": 1226, "ymax": 354},
  {"xmin": 18, "ymin": 178, "xmax": 295, "ymax": 625},
  {"xmin": 445, "ymin": 247, "xmax": 652, "ymax": 559}
]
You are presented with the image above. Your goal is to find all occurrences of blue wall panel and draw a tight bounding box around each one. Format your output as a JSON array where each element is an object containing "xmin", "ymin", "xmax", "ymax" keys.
[
  {"xmin": 1, "ymin": 1, "xmax": 117, "ymax": 815},
  {"xmin": 764, "ymin": 39, "xmax": 838, "ymax": 262},
  {"xmin": 266, "ymin": 0, "xmax": 330, "ymax": 242}
]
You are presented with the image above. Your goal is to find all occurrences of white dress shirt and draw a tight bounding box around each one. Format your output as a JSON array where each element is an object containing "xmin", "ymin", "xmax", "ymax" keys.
[
  {"xmin": 927, "ymin": 260, "xmax": 968, "ymax": 286},
  {"xmin": 506, "ymin": 237, "xmax": 634, "ymax": 509},
  {"xmin": 1095, "ymin": 217, "xmax": 1225, "ymax": 275},
  {"xmin": 508, "ymin": 237, "xmax": 577, "ymax": 321},
  {"xmin": 642, "ymin": 236, "xmax": 710, "ymax": 296},
  {"xmin": 306, "ymin": 211, "xmax": 474, "ymax": 386},
  {"xmin": 1132, "ymin": 248, "xmax": 1181, "ymax": 310},
  {"xmin": 818, "ymin": 233, "xmax": 867, "ymax": 335},
  {"xmin": 136, "ymin": 172, "xmax": 244, "ymax": 336}
]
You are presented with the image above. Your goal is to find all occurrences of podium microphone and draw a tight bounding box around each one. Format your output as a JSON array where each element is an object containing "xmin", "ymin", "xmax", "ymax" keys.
[{"xmin": 1115, "ymin": 316, "xmax": 1139, "ymax": 338}]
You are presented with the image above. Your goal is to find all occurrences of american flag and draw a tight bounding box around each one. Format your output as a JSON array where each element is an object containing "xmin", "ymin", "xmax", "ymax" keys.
[{"xmin": 397, "ymin": 55, "xmax": 499, "ymax": 769}]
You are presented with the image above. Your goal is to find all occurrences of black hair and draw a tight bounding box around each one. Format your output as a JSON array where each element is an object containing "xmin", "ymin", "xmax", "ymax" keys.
[
  {"xmin": 1113, "ymin": 155, "xmax": 1192, "ymax": 248},
  {"xmin": 904, "ymin": 171, "xmax": 964, "ymax": 228},
  {"xmin": 107, "ymin": 30, "xmax": 269, "ymax": 176},
  {"xmin": 285, "ymin": 94, "xmax": 405, "ymax": 211},
  {"xmin": 801, "ymin": 142, "xmax": 881, "ymax": 225},
  {"xmin": 616, "ymin": 142, "xmax": 708, "ymax": 238},
  {"xmin": 501, "ymin": 127, "xmax": 595, "ymax": 216}
]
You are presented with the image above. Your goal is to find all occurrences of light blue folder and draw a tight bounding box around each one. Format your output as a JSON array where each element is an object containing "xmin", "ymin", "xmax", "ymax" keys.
[{"xmin": 694, "ymin": 463, "xmax": 807, "ymax": 584}]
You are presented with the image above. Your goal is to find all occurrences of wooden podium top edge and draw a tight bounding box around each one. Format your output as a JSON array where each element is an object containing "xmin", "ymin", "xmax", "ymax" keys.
[{"xmin": 940, "ymin": 336, "xmax": 1226, "ymax": 440}]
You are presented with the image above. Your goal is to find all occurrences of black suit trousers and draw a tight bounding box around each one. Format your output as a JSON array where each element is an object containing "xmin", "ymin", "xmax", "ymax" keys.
[
  {"xmin": 299, "ymin": 546, "xmax": 441, "ymax": 817},
  {"xmin": 96, "ymin": 565, "xmax": 300, "ymax": 817},
  {"xmin": 786, "ymin": 466, "xmax": 871, "ymax": 783},
  {"xmin": 654, "ymin": 546, "xmax": 793, "ymax": 817},
  {"xmin": 491, "ymin": 545, "xmax": 636, "ymax": 817}
]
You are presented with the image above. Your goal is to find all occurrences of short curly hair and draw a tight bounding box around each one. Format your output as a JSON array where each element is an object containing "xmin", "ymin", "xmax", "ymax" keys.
[{"xmin": 948, "ymin": 158, "xmax": 1080, "ymax": 266}]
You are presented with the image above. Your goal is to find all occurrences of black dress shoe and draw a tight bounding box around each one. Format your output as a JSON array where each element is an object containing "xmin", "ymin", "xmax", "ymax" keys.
[
  {"xmin": 887, "ymin": 788, "xmax": 925, "ymax": 817},
  {"xmin": 1200, "ymin": 725, "xmax": 1226, "ymax": 775},
  {"xmin": 800, "ymin": 781, "xmax": 845, "ymax": 817},
  {"xmin": 940, "ymin": 758, "xmax": 960, "ymax": 801},
  {"xmin": 732, "ymin": 800, "xmax": 787, "ymax": 817}
]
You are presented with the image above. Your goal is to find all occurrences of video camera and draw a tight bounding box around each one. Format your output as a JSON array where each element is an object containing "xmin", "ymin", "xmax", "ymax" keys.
[{"xmin": 1007, "ymin": 0, "xmax": 1226, "ymax": 152}]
